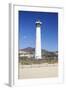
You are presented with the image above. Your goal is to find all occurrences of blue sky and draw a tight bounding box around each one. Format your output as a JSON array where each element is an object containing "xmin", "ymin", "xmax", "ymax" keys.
[{"xmin": 19, "ymin": 11, "xmax": 58, "ymax": 51}]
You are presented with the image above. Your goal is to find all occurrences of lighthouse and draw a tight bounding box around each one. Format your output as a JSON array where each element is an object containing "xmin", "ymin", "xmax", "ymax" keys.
[{"xmin": 35, "ymin": 20, "xmax": 42, "ymax": 59}]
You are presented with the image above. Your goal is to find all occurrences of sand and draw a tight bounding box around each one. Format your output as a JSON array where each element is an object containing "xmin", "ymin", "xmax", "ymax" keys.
[{"xmin": 18, "ymin": 63, "xmax": 58, "ymax": 79}]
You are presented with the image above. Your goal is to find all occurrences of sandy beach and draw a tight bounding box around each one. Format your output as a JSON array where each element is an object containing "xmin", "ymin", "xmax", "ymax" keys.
[{"xmin": 18, "ymin": 63, "xmax": 58, "ymax": 79}]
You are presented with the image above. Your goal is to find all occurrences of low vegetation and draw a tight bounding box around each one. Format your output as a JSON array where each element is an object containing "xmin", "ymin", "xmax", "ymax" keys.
[{"xmin": 19, "ymin": 56, "xmax": 58, "ymax": 65}]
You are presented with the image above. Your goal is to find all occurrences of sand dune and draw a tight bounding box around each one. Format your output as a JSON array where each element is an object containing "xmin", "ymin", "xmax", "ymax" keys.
[{"xmin": 18, "ymin": 63, "xmax": 58, "ymax": 79}]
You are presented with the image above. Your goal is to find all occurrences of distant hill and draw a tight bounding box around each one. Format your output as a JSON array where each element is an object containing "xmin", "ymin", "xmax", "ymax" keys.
[
  {"xmin": 20, "ymin": 47, "xmax": 35, "ymax": 54},
  {"xmin": 19, "ymin": 47, "xmax": 58, "ymax": 56}
]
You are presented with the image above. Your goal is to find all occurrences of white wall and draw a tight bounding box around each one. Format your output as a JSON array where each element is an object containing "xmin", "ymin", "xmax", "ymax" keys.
[{"xmin": 0, "ymin": 0, "xmax": 66, "ymax": 90}]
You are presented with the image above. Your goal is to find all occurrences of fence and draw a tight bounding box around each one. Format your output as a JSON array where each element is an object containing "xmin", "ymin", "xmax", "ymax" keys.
[{"xmin": 19, "ymin": 62, "xmax": 58, "ymax": 68}]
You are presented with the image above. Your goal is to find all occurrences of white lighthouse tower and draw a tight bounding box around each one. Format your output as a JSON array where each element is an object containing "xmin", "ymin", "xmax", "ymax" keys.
[{"xmin": 35, "ymin": 20, "xmax": 42, "ymax": 59}]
